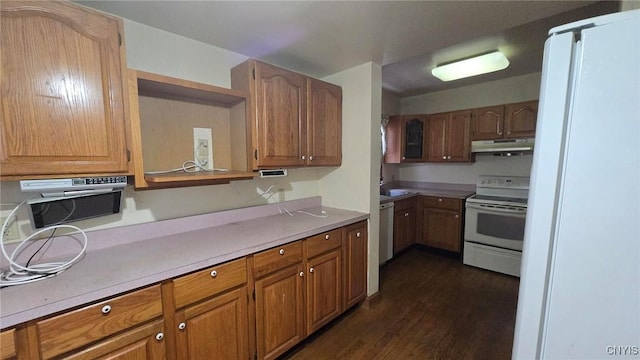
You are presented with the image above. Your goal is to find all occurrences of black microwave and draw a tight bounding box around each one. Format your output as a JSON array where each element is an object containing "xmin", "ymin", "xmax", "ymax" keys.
[{"xmin": 27, "ymin": 190, "xmax": 123, "ymax": 229}]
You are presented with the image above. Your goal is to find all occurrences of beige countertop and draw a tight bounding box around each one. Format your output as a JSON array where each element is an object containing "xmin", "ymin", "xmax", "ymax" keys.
[
  {"xmin": 0, "ymin": 198, "xmax": 368, "ymax": 328},
  {"xmin": 380, "ymin": 181, "xmax": 475, "ymax": 204}
]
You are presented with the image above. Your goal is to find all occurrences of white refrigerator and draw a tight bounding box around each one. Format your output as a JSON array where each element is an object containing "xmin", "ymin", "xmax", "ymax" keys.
[{"xmin": 513, "ymin": 9, "xmax": 640, "ymax": 359}]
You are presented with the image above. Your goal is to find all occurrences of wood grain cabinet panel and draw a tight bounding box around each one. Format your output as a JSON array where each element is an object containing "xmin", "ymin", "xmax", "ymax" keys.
[
  {"xmin": 0, "ymin": 329, "xmax": 16, "ymax": 360},
  {"xmin": 505, "ymin": 100, "xmax": 538, "ymax": 138},
  {"xmin": 427, "ymin": 110, "xmax": 471, "ymax": 162},
  {"xmin": 417, "ymin": 196, "xmax": 463, "ymax": 253},
  {"xmin": 61, "ymin": 320, "xmax": 166, "ymax": 360},
  {"xmin": 343, "ymin": 221, "xmax": 368, "ymax": 309},
  {"xmin": 384, "ymin": 115, "xmax": 428, "ymax": 163},
  {"xmin": 306, "ymin": 78, "xmax": 342, "ymax": 166},
  {"xmin": 471, "ymin": 105, "xmax": 505, "ymax": 140},
  {"xmin": 36, "ymin": 285, "xmax": 162, "ymax": 359},
  {"xmin": 393, "ymin": 198, "xmax": 417, "ymax": 254},
  {"xmin": 231, "ymin": 59, "xmax": 342, "ymax": 169},
  {"xmin": 305, "ymin": 249, "xmax": 342, "ymax": 334},
  {"xmin": 0, "ymin": 1, "xmax": 129, "ymax": 178},
  {"xmin": 253, "ymin": 241, "xmax": 303, "ymax": 278},
  {"xmin": 254, "ymin": 263, "xmax": 305, "ymax": 360},
  {"xmin": 174, "ymin": 287, "xmax": 249, "ymax": 360}
]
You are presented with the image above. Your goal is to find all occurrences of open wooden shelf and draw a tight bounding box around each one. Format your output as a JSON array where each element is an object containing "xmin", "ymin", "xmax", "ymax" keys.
[{"xmin": 128, "ymin": 69, "xmax": 254, "ymax": 189}]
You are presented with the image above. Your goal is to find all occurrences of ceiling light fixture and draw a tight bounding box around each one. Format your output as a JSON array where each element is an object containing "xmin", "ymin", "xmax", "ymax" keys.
[{"xmin": 431, "ymin": 51, "xmax": 510, "ymax": 82}]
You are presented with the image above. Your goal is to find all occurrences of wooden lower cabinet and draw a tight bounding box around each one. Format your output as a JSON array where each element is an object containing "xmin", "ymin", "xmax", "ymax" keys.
[
  {"xmin": 4, "ymin": 222, "xmax": 368, "ymax": 360},
  {"xmin": 254, "ymin": 263, "xmax": 305, "ymax": 360},
  {"xmin": 417, "ymin": 196, "xmax": 463, "ymax": 253},
  {"xmin": 62, "ymin": 320, "xmax": 166, "ymax": 360},
  {"xmin": 393, "ymin": 198, "xmax": 417, "ymax": 254},
  {"xmin": 0, "ymin": 328, "xmax": 16, "ymax": 360},
  {"xmin": 175, "ymin": 287, "xmax": 249, "ymax": 360},
  {"xmin": 305, "ymin": 248, "xmax": 342, "ymax": 335},
  {"xmin": 343, "ymin": 221, "xmax": 368, "ymax": 309}
]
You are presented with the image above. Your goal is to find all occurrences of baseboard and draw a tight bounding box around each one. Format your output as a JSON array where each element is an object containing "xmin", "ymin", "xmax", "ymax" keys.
[{"xmin": 361, "ymin": 291, "xmax": 382, "ymax": 310}]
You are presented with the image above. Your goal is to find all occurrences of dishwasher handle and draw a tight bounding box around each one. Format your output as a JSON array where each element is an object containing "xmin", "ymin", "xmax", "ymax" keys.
[{"xmin": 380, "ymin": 202, "xmax": 395, "ymax": 210}]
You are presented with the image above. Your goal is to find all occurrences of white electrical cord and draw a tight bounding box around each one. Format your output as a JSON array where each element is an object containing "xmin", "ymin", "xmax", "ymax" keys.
[
  {"xmin": 144, "ymin": 160, "xmax": 229, "ymax": 175},
  {"xmin": 0, "ymin": 197, "xmax": 87, "ymax": 287}
]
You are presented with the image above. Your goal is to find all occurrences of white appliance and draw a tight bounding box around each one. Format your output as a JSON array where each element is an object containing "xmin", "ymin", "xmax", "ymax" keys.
[
  {"xmin": 379, "ymin": 201, "xmax": 394, "ymax": 265},
  {"xmin": 513, "ymin": 10, "xmax": 640, "ymax": 359},
  {"xmin": 463, "ymin": 176, "xmax": 529, "ymax": 277}
]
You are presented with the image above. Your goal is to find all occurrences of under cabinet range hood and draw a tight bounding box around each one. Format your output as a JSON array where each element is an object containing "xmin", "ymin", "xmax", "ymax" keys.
[{"xmin": 471, "ymin": 138, "xmax": 534, "ymax": 154}]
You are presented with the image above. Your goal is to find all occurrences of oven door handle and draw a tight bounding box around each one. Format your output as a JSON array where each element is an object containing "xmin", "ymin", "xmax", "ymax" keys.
[{"xmin": 466, "ymin": 203, "xmax": 527, "ymax": 215}]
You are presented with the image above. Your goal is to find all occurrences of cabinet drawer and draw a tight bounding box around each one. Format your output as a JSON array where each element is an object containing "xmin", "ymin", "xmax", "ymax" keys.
[
  {"xmin": 253, "ymin": 241, "xmax": 303, "ymax": 278},
  {"xmin": 36, "ymin": 285, "xmax": 162, "ymax": 359},
  {"xmin": 393, "ymin": 197, "xmax": 416, "ymax": 212},
  {"xmin": 173, "ymin": 257, "xmax": 247, "ymax": 309},
  {"xmin": 0, "ymin": 328, "xmax": 16, "ymax": 360},
  {"xmin": 421, "ymin": 196, "xmax": 461, "ymax": 211},
  {"xmin": 306, "ymin": 229, "xmax": 342, "ymax": 258}
]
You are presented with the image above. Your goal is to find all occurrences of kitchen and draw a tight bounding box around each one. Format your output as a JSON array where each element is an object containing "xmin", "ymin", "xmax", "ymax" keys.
[{"xmin": 1, "ymin": 1, "xmax": 639, "ymax": 359}]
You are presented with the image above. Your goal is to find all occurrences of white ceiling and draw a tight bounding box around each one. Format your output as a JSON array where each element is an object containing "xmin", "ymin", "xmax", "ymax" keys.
[{"xmin": 79, "ymin": 1, "xmax": 620, "ymax": 97}]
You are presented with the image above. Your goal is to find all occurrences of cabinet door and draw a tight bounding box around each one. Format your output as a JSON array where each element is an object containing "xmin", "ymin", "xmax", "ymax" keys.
[
  {"xmin": 402, "ymin": 115, "xmax": 427, "ymax": 162},
  {"xmin": 175, "ymin": 287, "xmax": 249, "ymax": 360},
  {"xmin": 505, "ymin": 100, "xmax": 538, "ymax": 138},
  {"xmin": 306, "ymin": 249, "xmax": 341, "ymax": 334},
  {"xmin": 0, "ymin": 329, "xmax": 15, "ymax": 360},
  {"xmin": 472, "ymin": 106, "xmax": 505, "ymax": 140},
  {"xmin": 0, "ymin": 1, "xmax": 128, "ymax": 177},
  {"xmin": 255, "ymin": 264, "xmax": 305, "ymax": 360},
  {"xmin": 420, "ymin": 207, "xmax": 462, "ymax": 253},
  {"xmin": 307, "ymin": 78, "xmax": 342, "ymax": 166},
  {"xmin": 427, "ymin": 113, "xmax": 447, "ymax": 162},
  {"xmin": 393, "ymin": 210, "xmax": 412, "ymax": 254},
  {"xmin": 446, "ymin": 110, "xmax": 471, "ymax": 162},
  {"xmin": 254, "ymin": 61, "xmax": 306, "ymax": 168},
  {"xmin": 343, "ymin": 222, "xmax": 367, "ymax": 309},
  {"xmin": 62, "ymin": 320, "xmax": 166, "ymax": 360},
  {"xmin": 383, "ymin": 115, "xmax": 402, "ymax": 163}
]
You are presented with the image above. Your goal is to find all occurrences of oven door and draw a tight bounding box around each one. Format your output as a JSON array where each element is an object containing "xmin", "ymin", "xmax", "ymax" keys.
[{"xmin": 464, "ymin": 202, "xmax": 526, "ymax": 251}]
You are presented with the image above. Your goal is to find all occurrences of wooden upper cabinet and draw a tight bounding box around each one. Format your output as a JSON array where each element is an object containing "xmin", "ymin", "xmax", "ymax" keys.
[
  {"xmin": 384, "ymin": 115, "xmax": 427, "ymax": 163},
  {"xmin": 471, "ymin": 105, "xmax": 505, "ymax": 140},
  {"xmin": 0, "ymin": 1, "xmax": 129, "ymax": 178},
  {"xmin": 427, "ymin": 110, "xmax": 471, "ymax": 162},
  {"xmin": 471, "ymin": 101, "xmax": 538, "ymax": 140},
  {"xmin": 307, "ymin": 78, "xmax": 342, "ymax": 166},
  {"xmin": 231, "ymin": 59, "xmax": 342, "ymax": 169},
  {"xmin": 505, "ymin": 100, "xmax": 538, "ymax": 138}
]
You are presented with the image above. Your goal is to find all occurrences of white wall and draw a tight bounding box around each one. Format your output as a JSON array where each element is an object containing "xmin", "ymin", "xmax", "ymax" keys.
[
  {"xmin": 621, "ymin": 0, "xmax": 640, "ymax": 11},
  {"xmin": 389, "ymin": 72, "xmax": 541, "ymax": 185},
  {"xmin": 320, "ymin": 62, "xmax": 382, "ymax": 297},
  {"xmin": 1, "ymin": 18, "xmax": 323, "ymax": 242},
  {"xmin": 381, "ymin": 90, "xmax": 401, "ymax": 183}
]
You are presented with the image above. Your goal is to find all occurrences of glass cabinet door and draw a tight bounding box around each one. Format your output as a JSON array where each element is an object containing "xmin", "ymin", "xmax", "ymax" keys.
[{"xmin": 403, "ymin": 117, "xmax": 425, "ymax": 160}]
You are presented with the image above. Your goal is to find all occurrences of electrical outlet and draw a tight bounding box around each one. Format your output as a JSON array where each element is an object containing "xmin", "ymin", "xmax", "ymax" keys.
[
  {"xmin": 193, "ymin": 128, "xmax": 213, "ymax": 171},
  {"xmin": 1, "ymin": 216, "xmax": 20, "ymax": 242},
  {"xmin": 196, "ymin": 138, "xmax": 209, "ymax": 164}
]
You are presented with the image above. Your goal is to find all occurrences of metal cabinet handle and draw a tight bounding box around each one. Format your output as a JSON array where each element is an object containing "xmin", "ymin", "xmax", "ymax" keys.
[
  {"xmin": 210, "ymin": 270, "xmax": 217, "ymax": 278},
  {"xmin": 309, "ymin": 267, "xmax": 314, "ymax": 273},
  {"xmin": 356, "ymin": 232, "xmax": 361, "ymax": 237},
  {"xmin": 442, "ymin": 156, "xmax": 446, "ymax": 160},
  {"xmin": 497, "ymin": 121, "xmax": 502, "ymax": 135},
  {"xmin": 438, "ymin": 198, "xmax": 443, "ymax": 202},
  {"xmin": 155, "ymin": 333, "xmax": 164, "ymax": 341},
  {"xmin": 101, "ymin": 305, "xmax": 111, "ymax": 315},
  {"xmin": 325, "ymin": 234, "xmax": 330, "ymax": 240},
  {"xmin": 279, "ymin": 249, "xmax": 285, "ymax": 255},
  {"xmin": 447, "ymin": 156, "xmax": 451, "ymax": 160},
  {"xmin": 178, "ymin": 322, "xmax": 186, "ymax": 330},
  {"xmin": 455, "ymin": 214, "xmax": 459, "ymax": 218},
  {"xmin": 301, "ymin": 155, "xmax": 306, "ymax": 160},
  {"xmin": 299, "ymin": 271, "xmax": 304, "ymax": 277},
  {"xmin": 309, "ymin": 156, "xmax": 313, "ymax": 161},
  {"xmin": 404, "ymin": 212, "xmax": 409, "ymax": 217}
]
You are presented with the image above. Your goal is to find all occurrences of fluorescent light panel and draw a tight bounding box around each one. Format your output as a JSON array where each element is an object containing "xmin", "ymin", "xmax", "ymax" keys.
[{"xmin": 431, "ymin": 51, "xmax": 509, "ymax": 81}]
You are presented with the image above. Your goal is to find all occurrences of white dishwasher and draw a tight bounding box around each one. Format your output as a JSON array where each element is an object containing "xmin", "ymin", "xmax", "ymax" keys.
[{"xmin": 379, "ymin": 201, "xmax": 394, "ymax": 266}]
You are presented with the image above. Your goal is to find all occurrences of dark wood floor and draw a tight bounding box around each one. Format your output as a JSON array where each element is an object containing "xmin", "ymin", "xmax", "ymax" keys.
[{"xmin": 283, "ymin": 247, "xmax": 520, "ymax": 360}]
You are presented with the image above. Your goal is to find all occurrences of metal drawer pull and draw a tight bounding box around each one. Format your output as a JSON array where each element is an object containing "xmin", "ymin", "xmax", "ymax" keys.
[
  {"xmin": 438, "ymin": 198, "xmax": 443, "ymax": 202},
  {"xmin": 178, "ymin": 322, "xmax": 186, "ymax": 330},
  {"xmin": 155, "ymin": 333, "xmax": 164, "ymax": 341},
  {"xmin": 299, "ymin": 271, "xmax": 304, "ymax": 277},
  {"xmin": 301, "ymin": 155, "xmax": 306, "ymax": 160},
  {"xmin": 405, "ymin": 212, "xmax": 409, "ymax": 216},
  {"xmin": 279, "ymin": 249, "xmax": 285, "ymax": 255},
  {"xmin": 356, "ymin": 232, "xmax": 361, "ymax": 237},
  {"xmin": 325, "ymin": 234, "xmax": 330, "ymax": 240},
  {"xmin": 310, "ymin": 267, "xmax": 314, "ymax": 273},
  {"xmin": 455, "ymin": 214, "xmax": 459, "ymax": 218},
  {"xmin": 210, "ymin": 270, "xmax": 217, "ymax": 277},
  {"xmin": 310, "ymin": 156, "xmax": 314, "ymax": 161},
  {"xmin": 101, "ymin": 305, "xmax": 111, "ymax": 315}
]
